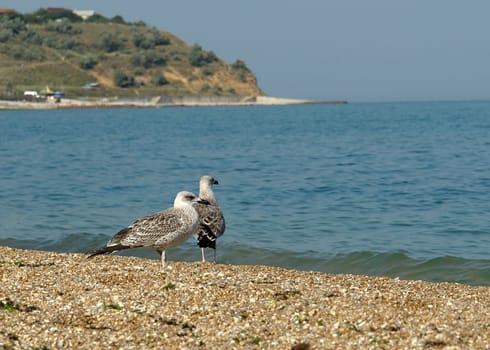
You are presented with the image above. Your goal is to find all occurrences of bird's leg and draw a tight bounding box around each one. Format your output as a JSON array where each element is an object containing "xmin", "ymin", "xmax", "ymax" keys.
[
  {"xmin": 213, "ymin": 247, "xmax": 217, "ymax": 263},
  {"xmin": 157, "ymin": 249, "xmax": 169, "ymax": 270},
  {"xmin": 201, "ymin": 248, "xmax": 206, "ymax": 263},
  {"xmin": 161, "ymin": 250, "xmax": 168, "ymax": 269}
]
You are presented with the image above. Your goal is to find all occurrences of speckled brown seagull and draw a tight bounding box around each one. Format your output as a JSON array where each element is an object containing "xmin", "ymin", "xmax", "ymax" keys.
[
  {"xmin": 193, "ymin": 175, "xmax": 226, "ymax": 262},
  {"xmin": 87, "ymin": 191, "xmax": 207, "ymax": 269}
]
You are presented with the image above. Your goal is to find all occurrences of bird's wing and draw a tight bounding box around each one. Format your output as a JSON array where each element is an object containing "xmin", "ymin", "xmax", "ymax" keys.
[
  {"xmin": 112, "ymin": 209, "xmax": 186, "ymax": 247},
  {"xmin": 195, "ymin": 203, "xmax": 225, "ymax": 237}
]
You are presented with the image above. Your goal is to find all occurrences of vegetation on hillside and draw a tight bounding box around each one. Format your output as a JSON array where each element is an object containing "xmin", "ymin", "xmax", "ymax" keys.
[{"xmin": 0, "ymin": 9, "xmax": 262, "ymax": 99}]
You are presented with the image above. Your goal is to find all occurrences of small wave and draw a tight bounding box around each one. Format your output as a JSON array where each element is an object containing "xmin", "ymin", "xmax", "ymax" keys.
[
  {"xmin": 209, "ymin": 244, "xmax": 490, "ymax": 286},
  {"xmin": 2, "ymin": 236, "xmax": 489, "ymax": 286},
  {"xmin": 162, "ymin": 243, "xmax": 490, "ymax": 286}
]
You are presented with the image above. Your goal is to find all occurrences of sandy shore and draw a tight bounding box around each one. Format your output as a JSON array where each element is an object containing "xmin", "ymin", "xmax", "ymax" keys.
[
  {"xmin": 1, "ymin": 246, "xmax": 489, "ymax": 349},
  {"xmin": 0, "ymin": 96, "xmax": 346, "ymax": 110}
]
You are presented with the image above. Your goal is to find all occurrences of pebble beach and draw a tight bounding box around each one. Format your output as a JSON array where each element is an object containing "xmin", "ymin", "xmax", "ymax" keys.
[{"xmin": 1, "ymin": 246, "xmax": 489, "ymax": 349}]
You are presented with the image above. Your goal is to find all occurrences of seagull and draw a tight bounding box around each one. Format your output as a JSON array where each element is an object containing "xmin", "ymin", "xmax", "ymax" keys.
[
  {"xmin": 194, "ymin": 175, "xmax": 226, "ymax": 262},
  {"xmin": 87, "ymin": 191, "xmax": 207, "ymax": 269}
]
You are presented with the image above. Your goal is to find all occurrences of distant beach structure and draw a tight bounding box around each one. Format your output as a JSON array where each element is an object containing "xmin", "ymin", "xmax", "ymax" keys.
[{"xmin": 73, "ymin": 10, "xmax": 95, "ymax": 20}]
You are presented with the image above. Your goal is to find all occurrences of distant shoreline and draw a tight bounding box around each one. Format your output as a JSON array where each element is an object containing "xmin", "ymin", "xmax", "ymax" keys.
[{"xmin": 0, "ymin": 96, "xmax": 347, "ymax": 110}]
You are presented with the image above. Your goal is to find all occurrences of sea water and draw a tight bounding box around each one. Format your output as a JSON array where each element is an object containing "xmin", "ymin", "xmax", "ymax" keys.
[{"xmin": 1, "ymin": 101, "xmax": 489, "ymax": 285}]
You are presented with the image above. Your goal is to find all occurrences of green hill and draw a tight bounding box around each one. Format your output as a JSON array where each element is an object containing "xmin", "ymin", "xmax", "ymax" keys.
[{"xmin": 0, "ymin": 9, "xmax": 263, "ymax": 99}]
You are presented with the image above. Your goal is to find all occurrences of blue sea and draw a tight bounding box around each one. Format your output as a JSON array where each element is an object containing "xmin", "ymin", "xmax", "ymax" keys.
[{"xmin": 1, "ymin": 101, "xmax": 489, "ymax": 285}]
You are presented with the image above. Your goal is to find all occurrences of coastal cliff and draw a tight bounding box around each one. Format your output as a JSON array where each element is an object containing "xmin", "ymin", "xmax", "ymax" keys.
[{"xmin": 0, "ymin": 9, "xmax": 263, "ymax": 100}]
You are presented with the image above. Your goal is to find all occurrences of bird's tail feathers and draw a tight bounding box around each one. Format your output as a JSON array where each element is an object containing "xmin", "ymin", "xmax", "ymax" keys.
[
  {"xmin": 197, "ymin": 226, "xmax": 217, "ymax": 249},
  {"xmin": 86, "ymin": 244, "xmax": 133, "ymax": 258}
]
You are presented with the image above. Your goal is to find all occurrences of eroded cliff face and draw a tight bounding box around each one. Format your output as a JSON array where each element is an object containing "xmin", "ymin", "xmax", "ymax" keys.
[{"xmin": 0, "ymin": 16, "xmax": 264, "ymax": 98}]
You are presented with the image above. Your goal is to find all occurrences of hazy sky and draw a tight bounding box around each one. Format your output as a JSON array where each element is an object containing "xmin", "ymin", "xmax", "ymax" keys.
[{"xmin": 3, "ymin": 1, "xmax": 490, "ymax": 102}]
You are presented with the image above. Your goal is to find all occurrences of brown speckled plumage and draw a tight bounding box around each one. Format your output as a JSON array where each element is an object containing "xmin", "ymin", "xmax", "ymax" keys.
[
  {"xmin": 194, "ymin": 176, "xmax": 225, "ymax": 262},
  {"xmin": 88, "ymin": 191, "xmax": 203, "ymax": 268}
]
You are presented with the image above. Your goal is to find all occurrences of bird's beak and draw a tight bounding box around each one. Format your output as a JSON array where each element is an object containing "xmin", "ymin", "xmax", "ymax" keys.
[
  {"xmin": 196, "ymin": 198, "xmax": 210, "ymax": 205},
  {"xmin": 213, "ymin": 179, "xmax": 219, "ymax": 185}
]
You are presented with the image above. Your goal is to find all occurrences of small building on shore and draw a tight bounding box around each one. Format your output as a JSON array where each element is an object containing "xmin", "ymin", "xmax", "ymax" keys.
[
  {"xmin": 23, "ymin": 91, "xmax": 42, "ymax": 101},
  {"xmin": 24, "ymin": 90, "xmax": 39, "ymax": 97},
  {"xmin": 73, "ymin": 10, "xmax": 95, "ymax": 20}
]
